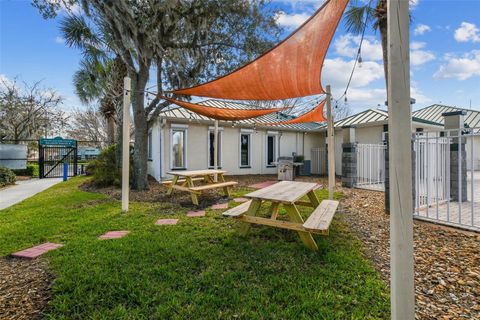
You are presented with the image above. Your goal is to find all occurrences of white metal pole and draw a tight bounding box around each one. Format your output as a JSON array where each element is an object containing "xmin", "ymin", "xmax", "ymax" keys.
[
  {"xmin": 214, "ymin": 120, "xmax": 219, "ymax": 182},
  {"xmin": 326, "ymin": 85, "xmax": 335, "ymax": 200},
  {"xmin": 387, "ymin": 1, "xmax": 415, "ymax": 318},
  {"xmin": 121, "ymin": 76, "xmax": 131, "ymax": 212}
]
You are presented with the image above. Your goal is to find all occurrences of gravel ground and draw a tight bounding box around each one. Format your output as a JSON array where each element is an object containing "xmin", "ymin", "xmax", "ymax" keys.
[
  {"xmin": 0, "ymin": 258, "xmax": 53, "ymax": 320},
  {"xmin": 2, "ymin": 175, "xmax": 478, "ymax": 319},
  {"xmin": 341, "ymin": 187, "xmax": 480, "ymax": 320}
]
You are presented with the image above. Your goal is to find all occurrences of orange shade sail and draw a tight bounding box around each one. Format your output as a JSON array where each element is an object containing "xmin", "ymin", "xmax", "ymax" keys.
[
  {"xmin": 261, "ymin": 100, "xmax": 326, "ymax": 125},
  {"xmin": 172, "ymin": 0, "xmax": 348, "ymax": 100},
  {"xmin": 162, "ymin": 96, "xmax": 286, "ymax": 121}
]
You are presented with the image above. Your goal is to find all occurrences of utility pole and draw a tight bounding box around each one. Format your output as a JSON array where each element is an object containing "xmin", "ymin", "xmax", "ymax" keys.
[
  {"xmin": 326, "ymin": 85, "xmax": 335, "ymax": 200},
  {"xmin": 387, "ymin": 0, "xmax": 415, "ymax": 318},
  {"xmin": 121, "ymin": 77, "xmax": 131, "ymax": 212},
  {"xmin": 214, "ymin": 120, "xmax": 219, "ymax": 182}
]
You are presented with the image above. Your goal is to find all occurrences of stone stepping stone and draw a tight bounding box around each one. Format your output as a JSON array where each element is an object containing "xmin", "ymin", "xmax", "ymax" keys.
[
  {"xmin": 233, "ymin": 197, "xmax": 249, "ymax": 203},
  {"xmin": 187, "ymin": 210, "xmax": 205, "ymax": 217},
  {"xmin": 155, "ymin": 219, "xmax": 179, "ymax": 225},
  {"xmin": 12, "ymin": 242, "xmax": 63, "ymax": 259},
  {"xmin": 98, "ymin": 230, "xmax": 130, "ymax": 240},
  {"xmin": 248, "ymin": 181, "xmax": 277, "ymax": 189},
  {"xmin": 211, "ymin": 203, "xmax": 229, "ymax": 210}
]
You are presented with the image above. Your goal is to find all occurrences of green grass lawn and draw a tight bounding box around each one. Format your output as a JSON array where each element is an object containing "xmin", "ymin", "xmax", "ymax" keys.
[{"xmin": 0, "ymin": 177, "xmax": 389, "ymax": 319}]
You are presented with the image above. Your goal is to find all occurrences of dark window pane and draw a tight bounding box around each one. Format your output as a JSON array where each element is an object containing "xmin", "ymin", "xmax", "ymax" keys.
[
  {"xmin": 172, "ymin": 130, "xmax": 184, "ymax": 168},
  {"xmin": 241, "ymin": 134, "xmax": 249, "ymax": 166},
  {"xmin": 209, "ymin": 132, "xmax": 214, "ymax": 167},
  {"xmin": 267, "ymin": 136, "xmax": 274, "ymax": 165}
]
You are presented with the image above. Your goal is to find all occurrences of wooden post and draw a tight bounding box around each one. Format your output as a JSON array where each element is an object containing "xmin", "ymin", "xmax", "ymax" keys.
[
  {"xmin": 326, "ymin": 85, "xmax": 335, "ymax": 200},
  {"xmin": 387, "ymin": 1, "xmax": 415, "ymax": 319},
  {"xmin": 214, "ymin": 120, "xmax": 219, "ymax": 182},
  {"xmin": 121, "ymin": 76, "xmax": 131, "ymax": 212}
]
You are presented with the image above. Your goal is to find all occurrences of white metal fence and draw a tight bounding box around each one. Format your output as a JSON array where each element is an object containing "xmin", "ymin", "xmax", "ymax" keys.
[
  {"xmin": 311, "ymin": 147, "xmax": 327, "ymax": 175},
  {"xmin": 413, "ymin": 128, "xmax": 480, "ymax": 232},
  {"xmin": 413, "ymin": 134, "xmax": 449, "ymax": 209},
  {"xmin": 355, "ymin": 143, "xmax": 386, "ymax": 191}
]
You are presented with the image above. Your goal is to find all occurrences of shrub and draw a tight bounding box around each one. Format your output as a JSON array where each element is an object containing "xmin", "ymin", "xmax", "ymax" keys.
[
  {"xmin": 12, "ymin": 164, "xmax": 39, "ymax": 177},
  {"xmin": 0, "ymin": 166, "xmax": 16, "ymax": 187},
  {"xmin": 88, "ymin": 145, "xmax": 132, "ymax": 187}
]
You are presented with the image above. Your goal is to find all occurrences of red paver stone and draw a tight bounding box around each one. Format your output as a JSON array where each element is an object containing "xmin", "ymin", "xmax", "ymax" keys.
[
  {"xmin": 187, "ymin": 210, "xmax": 206, "ymax": 217},
  {"xmin": 98, "ymin": 230, "xmax": 130, "ymax": 240},
  {"xmin": 211, "ymin": 203, "xmax": 229, "ymax": 210},
  {"xmin": 12, "ymin": 242, "xmax": 63, "ymax": 259},
  {"xmin": 248, "ymin": 180, "xmax": 277, "ymax": 189},
  {"xmin": 233, "ymin": 197, "xmax": 249, "ymax": 203},
  {"xmin": 155, "ymin": 219, "xmax": 179, "ymax": 225}
]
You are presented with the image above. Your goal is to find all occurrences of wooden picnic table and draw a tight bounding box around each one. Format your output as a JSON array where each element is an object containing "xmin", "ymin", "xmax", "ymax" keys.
[
  {"xmin": 165, "ymin": 169, "xmax": 237, "ymax": 205},
  {"xmin": 223, "ymin": 181, "xmax": 338, "ymax": 250}
]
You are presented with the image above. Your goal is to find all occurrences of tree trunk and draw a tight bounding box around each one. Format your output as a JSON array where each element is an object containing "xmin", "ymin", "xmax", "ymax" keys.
[
  {"xmin": 106, "ymin": 116, "xmax": 115, "ymax": 145},
  {"xmin": 379, "ymin": 19, "xmax": 388, "ymax": 90},
  {"xmin": 130, "ymin": 64, "xmax": 150, "ymax": 190},
  {"xmin": 115, "ymin": 106, "xmax": 123, "ymax": 171}
]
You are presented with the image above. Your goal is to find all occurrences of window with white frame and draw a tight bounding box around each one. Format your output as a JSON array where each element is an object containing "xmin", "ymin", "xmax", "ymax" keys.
[
  {"xmin": 208, "ymin": 129, "xmax": 223, "ymax": 168},
  {"xmin": 147, "ymin": 130, "xmax": 153, "ymax": 160},
  {"xmin": 266, "ymin": 133, "xmax": 278, "ymax": 166},
  {"xmin": 171, "ymin": 125, "xmax": 187, "ymax": 169},
  {"xmin": 240, "ymin": 132, "xmax": 251, "ymax": 167}
]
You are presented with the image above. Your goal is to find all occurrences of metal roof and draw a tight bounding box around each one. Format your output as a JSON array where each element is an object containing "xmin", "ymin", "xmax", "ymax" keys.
[
  {"xmin": 334, "ymin": 109, "xmax": 389, "ymax": 128},
  {"xmin": 333, "ymin": 107, "xmax": 444, "ymax": 128},
  {"xmin": 412, "ymin": 104, "xmax": 480, "ymax": 128},
  {"xmin": 159, "ymin": 99, "xmax": 325, "ymax": 131}
]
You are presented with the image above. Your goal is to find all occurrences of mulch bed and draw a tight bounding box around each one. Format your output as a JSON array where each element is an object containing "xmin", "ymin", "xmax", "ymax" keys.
[
  {"xmin": 0, "ymin": 257, "xmax": 53, "ymax": 320},
  {"xmin": 341, "ymin": 187, "xmax": 480, "ymax": 319}
]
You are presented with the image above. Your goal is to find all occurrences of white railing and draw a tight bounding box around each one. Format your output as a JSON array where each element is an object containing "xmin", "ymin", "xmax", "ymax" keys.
[
  {"xmin": 413, "ymin": 128, "xmax": 479, "ymax": 232},
  {"xmin": 356, "ymin": 143, "xmax": 386, "ymax": 190},
  {"xmin": 311, "ymin": 147, "xmax": 327, "ymax": 175}
]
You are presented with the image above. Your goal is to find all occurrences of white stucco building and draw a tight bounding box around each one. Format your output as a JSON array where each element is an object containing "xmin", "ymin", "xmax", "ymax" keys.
[{"xmin": 147, "ymin": 102, "xmax": 480, "ymax": 181}]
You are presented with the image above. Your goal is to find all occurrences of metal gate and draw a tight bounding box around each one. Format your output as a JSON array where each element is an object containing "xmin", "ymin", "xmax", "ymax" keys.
[
  {"xmin": 311, "ymin": 147, "xmax": 327, "ymax": 175},
  {"xmin": 413, "ymin": 129, "xmax": 479, "ymax": 232},
  {"xmin": 355, "ymin": 143, "xmax": 386, "ymax": 190},
  {"xmin": 39, "ymin": 137, "xmax": 78, "ymax": 178},
  {"xmin": 413, "ymin": 134, "xmax": 449, "ymax": 209}
]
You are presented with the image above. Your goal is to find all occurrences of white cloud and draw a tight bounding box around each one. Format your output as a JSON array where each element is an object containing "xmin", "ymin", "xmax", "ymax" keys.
[
  {"xmin": 323, "ymin": 58, "xmax": 384, "ymax": 89},
  {"xmin": 410, "ymin": 83, "xmax": 431, "ymax": 104},
  {"xmin": 411, "ymin": 41, "xmax": 426, "ymax": 50},
  {"xmin": 434, "ymin": 50, "xmax": 480, "ymax": 80},
  {"xmin": 414, "ymin": 24, "xmax": 431, "ymax": 35},
  {"xmin": 411, "ymin": 49, "xmax": 435, "ymax": 66},
  {"xmin": 334, "ymin": 34, "xmax": 383, "ymax": 61},
  {"xmin": 275, "ymin": 11, "xmax": 310, "ymax": 29},
  {"xmin": 410, "ymin": 0, "xmax": 420, "ymax": 7},
  {"xmin": 454, "ymin": 22, "xmax": 480, "ymax": 43},
  {"xmin": 55, "ymin": 36, "xmax": 65, "ymax": 44}
]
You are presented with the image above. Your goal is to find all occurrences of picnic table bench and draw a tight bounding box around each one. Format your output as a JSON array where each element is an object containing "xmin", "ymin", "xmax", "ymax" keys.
[
  {"xmin": 164, "ymin": 169, "xmax": 237, "ymax": 205},
  {"xmin": 223, "ymin": 181, "xmax": 339, "ymax": 250}
]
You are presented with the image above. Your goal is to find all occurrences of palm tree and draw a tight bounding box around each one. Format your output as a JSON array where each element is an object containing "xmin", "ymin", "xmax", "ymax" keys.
[
  {"xmin": 60, "ymin": 15, "xmax": 127, "ymax": 144},
  {"xmin": 344, "ymin": 0, "xmax": 388, "ymax": 87}
]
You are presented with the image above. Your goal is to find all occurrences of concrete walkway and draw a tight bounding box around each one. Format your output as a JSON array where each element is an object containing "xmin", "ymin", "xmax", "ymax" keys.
[{"xmin": 0, "ymin": 178, "xmax": 62, "ymax": 210}]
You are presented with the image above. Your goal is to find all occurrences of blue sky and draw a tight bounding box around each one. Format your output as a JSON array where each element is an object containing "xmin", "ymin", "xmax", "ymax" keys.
[{"xmin": 1, "ymin": 0, "xmax": 479, "ymax": 114}]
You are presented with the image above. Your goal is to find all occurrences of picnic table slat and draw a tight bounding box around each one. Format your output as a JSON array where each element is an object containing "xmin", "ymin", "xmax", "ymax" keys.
[
  {"xmin": 245, "ymin": 181, "xmax": 318, "ymax": 204},
  {"xmin": 167, "ymin": 169, "xmax": 226, "ymax": 177},
  {"xmin": 303, "ymin": 200, "xmax": 339, "ymax": 232}
]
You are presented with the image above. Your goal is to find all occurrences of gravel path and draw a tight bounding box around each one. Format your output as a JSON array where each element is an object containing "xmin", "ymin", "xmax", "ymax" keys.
[
  {"xmin": 0, "ymin": 258, "xmax": 53, "ymax": 320},
  {"xmin": 341, "ymin": 187, "xmax": 480, "ymax": 319}
]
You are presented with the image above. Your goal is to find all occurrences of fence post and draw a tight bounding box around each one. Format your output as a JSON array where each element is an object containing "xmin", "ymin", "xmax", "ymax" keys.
[
  {"xmin": 341, "ymin": 126, "xmax": 357, "ymax": 188},
  {"xmin": 443, "ymin": 111, "xmax": 467, "ymax": 202},
  {"xmin": 121, "ymin": 77, "xmax": 131, "ymax": 212}
]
